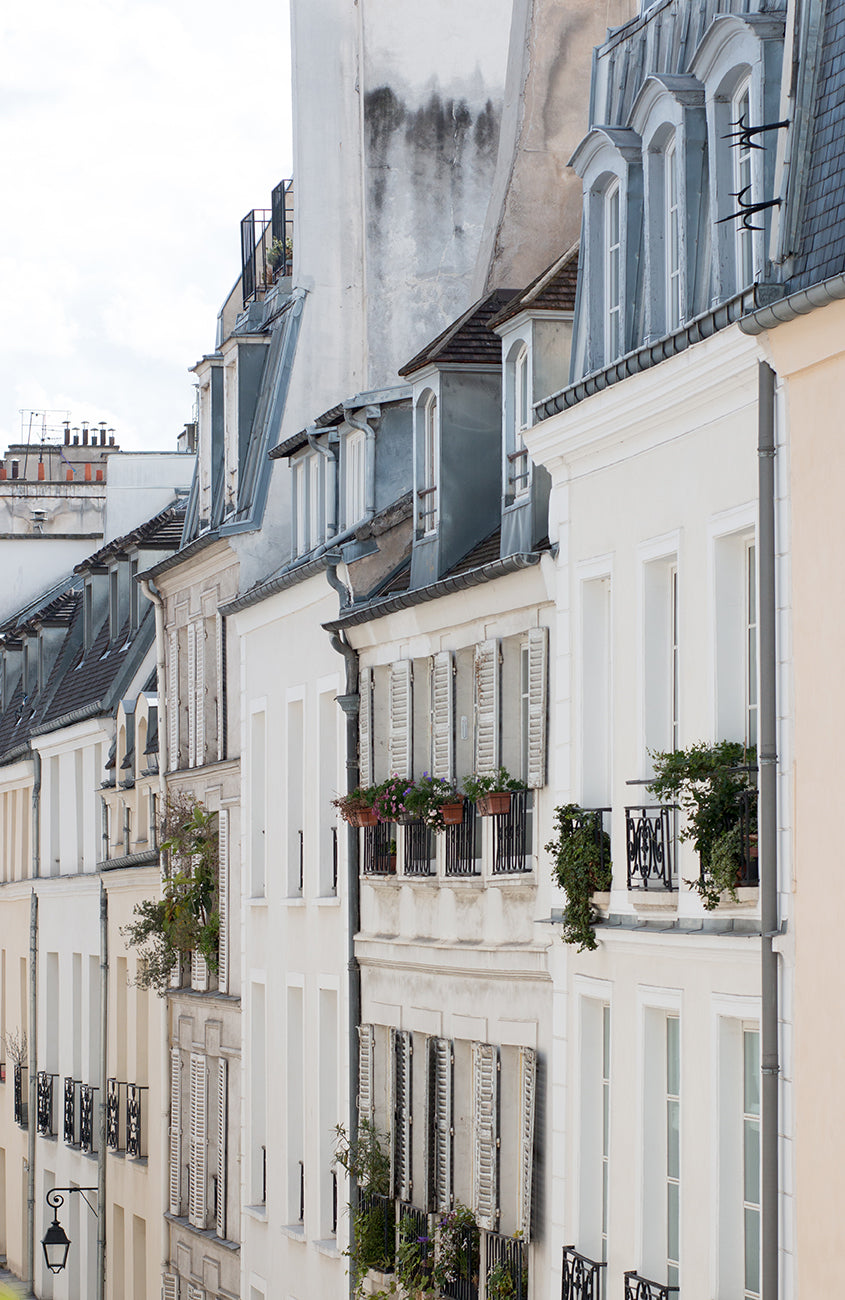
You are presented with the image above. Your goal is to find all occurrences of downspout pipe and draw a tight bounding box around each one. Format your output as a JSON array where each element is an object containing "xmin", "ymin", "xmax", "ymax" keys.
[
  {"xmin": 26, "ymin": 889, "xmax": 37, "ymax": 1298},
  {"xmin": 326, "ymin": 558, "xmax": 360, "ymax": 1300},
  {"xmin": 97, "ymin": 883, "xmax": 108, "ymax": 1300},
  {"xmin": 758, "ymin": 360, "xmax": 779, "ymax": 1300}
]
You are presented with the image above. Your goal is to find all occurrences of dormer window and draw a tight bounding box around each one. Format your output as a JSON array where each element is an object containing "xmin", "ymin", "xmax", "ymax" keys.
[
  {"xmin": 605, "ymin": 181, "xmax": 622, "ymax": 362},
  {"xmin": 109, "ymin": 569, "xmax": 119, "ymax": 641},
  {"xmin": 345, "ymin": 429, "xmax": 366, "ymax": 528},
  {"xmin": 733, "ymin": 78, "xmax": 755, "ymax": 289},
  {"xmin": 130, "ymin": 559, "xmax": 139, "ymax": 631},
  {"xmin": 506, "ymin": 343, "xmax": 532, "ymax": 503},
  {"xmin": 417, "ymin": 392, "xmax": 438, "ymax": 537},
  {"xmin": 84, "ymin": 583, "xmax": 93, "ymax": 651},
  {"xmin": 665, "ymin": 137, "xmax": 682, "ymax": 330},
  {"xmin": 293, "ymin": 459, "xmax": 308, "ymax": 556}
]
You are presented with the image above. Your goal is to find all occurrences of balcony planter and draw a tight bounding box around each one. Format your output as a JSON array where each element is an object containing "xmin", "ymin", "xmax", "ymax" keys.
[
  {"xmin": 463, "ymin": 768, "xmax": 528, "ymax": 819},
  {"xmin": 476, "ymin": 791, "xmax": 511, "ymax": 817},
  {"xmin": 332, "ymin": 785, "xmax": 380, "ymax": 827},
  {"xmin": 402, "ymin": 774, "xmax": 464, "ymax": 831},
  {"xmin": 351, "ymin": 808, "xmax": 379, "ymax": 829},
  {"xmin": 441, "ymin": 800, "xmax": 466, "ymax": 825}
]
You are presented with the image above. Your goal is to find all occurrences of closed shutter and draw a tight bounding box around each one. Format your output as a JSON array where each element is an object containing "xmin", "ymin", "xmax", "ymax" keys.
[
  {"xmin": 195, "ymin": 620, "xmax": 205, "ymax": 767},
  {"xmin": 185, "ymin": 1286, "xmax": 204, "ymax": 1300},
  {"xmin": 430, "ymin": 653, "xmax": 454, "ymax": 783},
  {"xmin": 526, "ymin": 628, "xmax": 548, "ymax": 789},
  {"xmin": 189, "ymin": 1052, "xmax": 207, "ymax": 1228},
  {"xmin": 162, "ymin": 1272, "xmax": 179, "ymax": 1300},
  {"xmin": 359, "ymin": 667, "xmax": 373, "ymax": 788},
  {"xmin": 169, "ymin": 1047, "xmax": 181, "ymax": 1216},
  {"xmin": 191, "ymin": 949, "xmax": 209, "ymax": 993},
  {"xmin": 517, "ymin": 1046, "xmax": 536, "ymax": 1240},
  {"xmin": 391, "ymin": 1029, "xmax": 413, "ymax": 1201},
  {"xmin": 388, "ymin": 661, "xmax": 413, "ymax": 780},
  {"xmin": 216, "ymin": 613, "xmax": 225, "ymax": 763},
  {"xmin": 186, "ymin": 622, "xmax": 197, "ymax": 768},
  {"xmin": 358, "ymin": 1024, "xmax": 375, "ymax": 1126},
  {"xmin": 217, "ymin": 809, "xmax": 229, "ymax": 995},
  {"xmin": 472, "ymin": 1042, "xmax": 499, "ymax": 1230},
  {"xmin": 216, "ymin": 1057, "xmax": 228, "ymax": 1239},
  {"xmin": 168, "ymin": 630, "xmax": 179, "ymax": 772},
  {"xmin": 474, "ymin": 641, "xmax": 501, "ymax": 776},
  {"xmin": 429, "ymin": 1037, "xmax": 453, "ymax": 1214}
]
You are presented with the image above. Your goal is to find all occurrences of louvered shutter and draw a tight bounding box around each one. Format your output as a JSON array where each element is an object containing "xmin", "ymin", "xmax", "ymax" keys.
[
  {"xmin": 216, "ymin": 1057, "xmax": 228, "ymax": 1239},
  {"xmin": 186, "ymin": 1286, "xmax": 205, "ymax": 1300},
  {"xmin": 169, "ymin": 1048, "xmax": 181, "ymax": 1216},
  {"xmin": 189, "ymin": 1052, "xmax": 207, "ymax": 1228},
  {"xmin": 517, "ymin": 1046, "xmax": 536, "ymax": 1239},
  {"xmin": 217, "ymin": 809, "xmax": 229, "ymax": 994},
  {"xmin": 187, "ymin": 622, "xmax": 197, "ymax": 768},
  {"xmin": 526, "ymin": 628, "xmax": 548, "ymax": 789},
  {"xmin": 391, "ymin": 1029, "xmax": 413, "ymax": 1201},
  {"xmin": 162, "ymin": 1272, "xmax": 179, "ymax": 1300},
  {"xmin": 359, "ymin": 666, "xmax": 374, "ymax": 788},
  {"xmin": 191, "ymin": 949, "xmax": 209, "ymax": 993},
  {"xmin": 216, "ymin": 613, "xmax": 225, "ymax": 763},
  {"xmin": 474, "ymin": 641, "xmax": 501, "ymax": 776},
  {"xmin": 429, "ymin": 1037, "xmax": 453, "ymax": 1214},
  {"xmin": 168, "ymin": 630, "xmax": 179, "ymax": 772},
  {"xmin": 430, "ymin": 653, "xmax": 454, "ymax": 782},
  {"xmin": 358, "ymin": 1024, "xmax": 375, "ymax": 1125},
  {"xmin": 388, "ymin": 661, "xmax": 413, "ymax": 780},
  {"xmin": 472, "ymin": 1042, "xmax": 499, "ymax": 1230},
  {"xmin": 195, "ymin": 620, "xmax": 205, "ymax": 767}
]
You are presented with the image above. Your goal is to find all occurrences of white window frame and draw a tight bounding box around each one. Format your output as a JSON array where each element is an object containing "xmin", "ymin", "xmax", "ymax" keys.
[
  {"xmin": 509, "ymin": 344, "xmax": 531, "ymax": 500},
  {"xmin": 417, "ymin": 392, "xmax": 439, "ymax": 537},
  {"xmin": 745, "ymin": 540, "xmax": 758, "ymax": 751},
  {"xmin": 732, "ymin": 76, "xmax": 757, "ymax": 290},
  {"xmin": 665, "ymin": 136, "xmax": 682, "ymax": 330},
  {"xmin": 605, "ymin": 181, "xmax": 622, "ymax": 362},
  {"xmin": 345, "ymin": 428, "xmax": 366, "ymax": 528},
  {"xmin": 742, "ymin": 1023, "xmax": 761, "ymax": 1300}
]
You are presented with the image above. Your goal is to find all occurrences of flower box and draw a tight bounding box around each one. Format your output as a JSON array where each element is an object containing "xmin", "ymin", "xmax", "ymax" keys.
[
  {"xmin": 351, "ymin": 808, "xmax": 379, "ymax": 829},
  {"xmin": 441, "ymin": 800, "xmax": 466, "ymax": 825},
  {"xmin": 476, "ymin": 792, "xmax": 512, "ymax": 817}
]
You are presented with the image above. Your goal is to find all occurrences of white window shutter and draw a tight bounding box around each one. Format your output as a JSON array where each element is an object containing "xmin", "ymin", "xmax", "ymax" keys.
[
  {"xmin": 216, "ymin": 1056, "xmax": 227, "ymax": 1239},
  {"xmin": 517, "ymin": 1046, "xmax": 536, "ymax": 1240},
  {"xmin": 358, "ymin": 667, "xmax": 374, "ymax": 788},
  {"xmin": 217, "ymin": 809, "xmax": 229, "ymax": 995},
  {"xmin": 162, "ymin": 1272, "xmax": 179, "ymax": 1300},
  {"xmin": 430, "ymin": 653, "xmax": 454, "ymax": 782},
  {"xmin": 526, "ymin": 627, "xmax": 548, "ymax": 789},
  {"xmin": 195, "ymin": 620, "xmax": 205, "ymax": 767},
  {"xmin": 186, "ymin": 1286, "xmax": 205, "ymax": 1300},
  {"xmin": 472, "ymin": 1042, "xmax": 499, "ymax": 1230},
  {"xmin": 429, "ymin": 1037, "xmax": 453, "ymax": 1214},
  {"xmin": 388, "ymin": 661, "xmax": 413, "ymax": 780},
  {"xmin": 391, "ymin": 1029, "xmax": 413, "ymax": 1201},
  {"xmin": 358, "ymin": 1024, "xmax": 375, "ymax": 1125},
  {"xmin": 474, "ymin": 641, "xmax": 501, "ymax": 776},
  {"xmin": 186, "ymin": 622, "xmax": 197, "ymax": 768},
  {"xmin": 169, "ymin": 1047, "xmax": 181, "ymax": 1216},
  {"xmin": 189, "ymin": 1052, "xmax": 208, "ymax": 1228},
  {"xmin": 191, "ymin": 949, "xmax": 209, "ymax": 993},
  {"xmin": 216, "ymin": 613, "xmax": 226, "ymax": 762},
  {"xmin": 168, "ymin": 630, "xmax": 179, "ymax": 772}
]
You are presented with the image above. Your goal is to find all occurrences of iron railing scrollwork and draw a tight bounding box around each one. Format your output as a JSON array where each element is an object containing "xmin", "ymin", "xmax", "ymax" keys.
[
  {"xmin": 362, "ymin": 821, "xmax": 396, "ymax": 876},
  {"xmin": 493, "ymin": 790, "xmax": 533, "ymax": 874},
  {"xmin": 80, "ymin": 1083, "xmax": 96, "ymax": 1153},
  {"xmin": 64, "ymin": 1076, "xmax": 79, "ymax": 1145},
  {"xmin": 562, "ymin": 1247, "xmax": 605, "ymax": 1300},
  {"xmin": 623, "ymin": 1270, "xmax": 679, "ymax": 1300},
  {"xmin": 403, "ymin": 821, "xmax": 435, "ymax": 877},
  {"xmin": 36, "ymin": 1071, "xmax": 56, "ymax": 1136},
  {"xmin": 126, "ymin": 1084, "xmax": 145, "ymax": 1158},
  {"xmin": 14, "ymin": 1064, "xmax": 27, "ymax": 1127},
  {"xmin": 106, "ymin": 1078, "xmax": 123, "ymax": 1151},
  {"xmin": 445, "ymin": 800, "xmax": 480, "ymax": 877},
  {"xmin": 625, "ymin": 804, "xmax": 676, "ymax": 889}
]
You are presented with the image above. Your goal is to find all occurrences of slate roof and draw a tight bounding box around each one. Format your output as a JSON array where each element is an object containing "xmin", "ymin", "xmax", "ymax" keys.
[
  {"xmin": 398, "ymin": 288, "xmax": 518, "ymax": 377},
  {"xmin": 73, "ymin": 499, "xmax": 187, "ymax": 574},
  {"xmin": 487, "ymin": 245, "xmax": 579, "ymax": 329}
]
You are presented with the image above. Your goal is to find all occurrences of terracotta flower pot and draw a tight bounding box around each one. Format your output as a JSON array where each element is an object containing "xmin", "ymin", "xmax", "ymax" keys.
[
  {"xmin": 476, "ymin": 791, "xmax": 512, "ymax": 817},
  {"xmin": 441, "ymin": 800, "xmax": 465, "ymax": 825},
  {"xmin": 357, "ymin": 808, "xmax": 379, "ymax": 827}
]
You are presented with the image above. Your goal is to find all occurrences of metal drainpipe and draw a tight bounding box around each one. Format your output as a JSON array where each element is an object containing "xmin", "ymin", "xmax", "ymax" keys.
[
  {"xmin": 326, "ymin": 559, "xmax": 360, "ymax": 1300},
  {"xmin": 26, "ymin": 888, "xmax": 37, "ymax": 1298},
  {"xmin": 97, "ymin": 882, "xmax": 108, "ymax": 1300},
  {"xmin": 758, "ymin": 360, "xmax": 779, "ymax": 1300}
]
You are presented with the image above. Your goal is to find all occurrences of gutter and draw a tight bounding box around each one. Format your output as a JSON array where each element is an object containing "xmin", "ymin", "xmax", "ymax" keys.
[{"xmin": 740, "ymin": 269, "xmax": 845, "ymax": 334}]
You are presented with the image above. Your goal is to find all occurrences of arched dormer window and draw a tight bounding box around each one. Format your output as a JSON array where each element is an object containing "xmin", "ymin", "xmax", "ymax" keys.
[
  {"xmin": 503, "ymin": 341, "xmax": 532, "ymax": 504},
  {"xmin": 605, "ymin": 181, "xmax": 622, "ymax": 360},
  {"xmin": 732, "ymin": 76, "xmax": 756, "ymax": 289},
  {"xmin": 416, "ymin": 390, "xmax": 439, "ymax": 537}
]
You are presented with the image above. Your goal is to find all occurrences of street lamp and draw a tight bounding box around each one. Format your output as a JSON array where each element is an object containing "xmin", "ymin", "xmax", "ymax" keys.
[{"xmin": 41, "ymin": 1187, "xmax": 97, "ymax": 1274}]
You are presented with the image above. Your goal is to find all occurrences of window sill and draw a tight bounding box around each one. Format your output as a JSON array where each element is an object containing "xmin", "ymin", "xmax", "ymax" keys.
[
  {"xmin": 248, "ymin": 897, "xmax": 268, "ymax": 908},
  {"xmin": 313, "ymin": 1237, "xmax": 341, "ymax": 1258},
  {"xmin": 628, "ymin": 889, "xmax": 678, "ymax": 912},
  {"xmin": 315, "ymin": 895, "xmax": 341, "ymax": 907},
  {"xmin": 283, "ymin": 896, "xmax": 306, "ymax": 908},
  {"xmin": 244, "ymin": 1204, "xmax": 268, "ymax": 1223},
  {"xmin": 281, "ymin": 1223, "xmax": 306, "ymax": 1242}
]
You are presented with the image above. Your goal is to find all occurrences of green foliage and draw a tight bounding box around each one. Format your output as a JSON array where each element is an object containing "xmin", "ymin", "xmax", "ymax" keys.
[
  {"xmin": 402, "ymin": 773, "xmax": 462, "ymax": 830},
  {"xmin": 432, "ymin": 1205, "xmax": 479, "ymax": 1293},
  {"xmin": 333, "ymin": 1119, "xmax": 391, "ymax": 1196},
  {"xmin": 462, "ymin": 767, "xmax": 527, "ymax": 801},
  {"xmin": 266, "ymin": 236, "xmax": 292, "ymax": 270},
  {"xmin": 121, "ymin": 794, "xmax": 219, "ymax": 994},
  {"xmin": 547, "ymin": 804, "xmax": 613, "ymax": 951},
  {"xmin": 395, "ymin": 1214, "xmax": 433, "ymax": 1294},
  {"xmin": 647, "ymin": 741, "xmax": 757, "ymax": 908},
  {"xmin": 332, "ymin": 785, "xmax": 380, "ymax": 820},
  {"xmin": 486, "ymin": 1256, "xmax": 526, "ymax": 1300},
  {"xmin": 335, "ymin": 1121, "xmax": 395, "ymax": 1295}
]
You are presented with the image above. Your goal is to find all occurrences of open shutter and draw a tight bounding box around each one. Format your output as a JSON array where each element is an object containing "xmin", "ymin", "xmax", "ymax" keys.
[
  {"xmin": 186, "ymin": 622, "xmax": 197, "ymax": 768},
  {"xmin": 359, "ymin": 666, "xmax": 373, "ymax": 788},
  {"xmin": 189, "ymin": 1052, "xmax": 207, "ymax": 1228},
  {"xmin": 474, "ymin": 641, "xmax": 501, "ymax": 776},
  {"xmin": 472, "ymin": 1042, "xmax": 499, "ymax": 1230},
  {"xmin": 195, "ymin": 620, "xmax": 205, "ymax": 767},
  {"xmin": 391, "ymin": 1029, "xmax": 413, "ymax": 1201},
  {"xmin": 430, "ymin": 653, "xmax": 454, "ymax": 782},
  {"xmin": 168, "ymin": 630, "xmax": 179, "ymax": 771},
  {"xmin": 162, "ymin": 1273, "xmax": 179, "ymax": 1300},
  {"xmin": 191, "ymin": 949, "xmax": 209, "ymax": 993},
  {"xmin": 429, "ymin": 1037, "xmax": 453, "ymax": 1214},
  {"xmin": 169, "ymin": 1048, "xmax": 181, "ymax": 1216},
  {"xmin": 358, "ymin": 1024, "xmax": 375, "ymax": 1126},
  {"xmin": 216, "ymin": 613, "xmax": 226, "ymax": 762},
  {"xmin": 216, "ymin": 1057, "xmax": 228, "ymax": 1239},
  {"xmin": 517, "ymin": 1046, "xmax": 536, "ymax": 1240},
  {"xmin": 526, "ymin": 628, "xmax": 548, "ymax": 789},
  {"xmin": 388, "ymin": 661, "xmax": 413, "ymax": 780},
  {"xmin": 217, "ymin": 809, "xmax": 229, "ymax": 994}
]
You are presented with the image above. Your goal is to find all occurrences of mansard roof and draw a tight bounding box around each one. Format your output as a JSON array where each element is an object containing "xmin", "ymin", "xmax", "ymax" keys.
[
  {"xmin": 73, "ymin": 498, "xmax": 188, "ymax": 574},
  {"xmin": 488, "ymin": 245, "xmax": 579, "ymax": 329},
  {"xmin": 398, "ymin": 288, "xmax": 518, "ymax": 376}
]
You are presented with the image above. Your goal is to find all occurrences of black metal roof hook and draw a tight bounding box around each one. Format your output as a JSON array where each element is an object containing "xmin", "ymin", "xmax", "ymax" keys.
[
  {"xmin": 722, "ymin": 112, "xmax": 790, "ymax": 152},
  {"xmin": 717, "ymin": 182, "xmax": 782, "ymax": 231}
]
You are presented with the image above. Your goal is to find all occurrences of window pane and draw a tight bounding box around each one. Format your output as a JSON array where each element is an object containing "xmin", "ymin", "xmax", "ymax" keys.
[
  {"xmin": 745, "ymin": 1205, "xmax": 761, "ymax": 1293},
  {"xmin": 744, "ymin": 1030, "xmax": 760, "ymax": 1115},
  {"xmin": 667, "ymin": 1179, "xmax": 679, "ymax": 1262},
  {"xmin": 602, "ymin": 1005, "xmax": 611, "ymax": 1075},
  {"xmin": 667, "ymin": 1097, "xmax": 680, "ymax": 1179},
  {"xmin": 666, "ymin": 1016, "xmax": 680, "ymax": 1094},
  {"xmin": 744, "ymin": 1117, "xmax": 760, "ymax": 1205}
]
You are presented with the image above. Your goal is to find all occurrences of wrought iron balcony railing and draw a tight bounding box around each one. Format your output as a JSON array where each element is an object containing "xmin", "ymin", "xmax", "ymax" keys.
[
  {"xmin": 240, "ymin": 178, "xmax": 293, "ymax": 309},
  {"xmin": 441, "ymin": 1222, "xmax": 480, "ymax": 1300},
  {"xmin": 562, "ymin": 1247, "xmax": 605, "ymax": 1300},
  {"xmin": 486, "ymin": 1231, "xmax": 528, "ymax": 1300},
  {"xmin": 14, "ymin": 1064, "xmax": 27, "ymax": 1127},
  {"xmin": 445, "ymin": 801, "xmax": 481, "ymax": 877},
  {"xmin": 362, "ymin": 821, "xmax": 396, "ymax": 876},
  {"xmin": 80, "ymin": 1083, "xmax": 96, "ymax": 1153},
  {"xmin": 64, "ymin": 1077, "xmax": 79, "ymax": 1145},
  {"xmin": 492, "ymin": 790, "xmax": 533, "ymax": 874},
  {"xmin": 623, "ymin": 1270, "xmax": 679, "ymax": 1300},
  {"xmin": 737, "ymin": 785, "xmax": 759, "ymax": 886},
  {"xmin": 126, "ymin": 1084, "xmax": 145, "ymax": 1158},
  {"xmin": 403, "ymin": 820, "xmax": 435, "ymax": 877},
  {"xmin": 625, "ymin": 804, "xmax": 676, "ymax": 889},
  {"xmin": 36, "ymin": 1071, "xmax": 57, "ymax": 1136},
  {"xmin": 356, "ymin": 1189, "xmax": 395, "ymax": 1272},
  {"xmin": 107, "ymin": 1079, "xmax": 123, "ymax": 1151}
]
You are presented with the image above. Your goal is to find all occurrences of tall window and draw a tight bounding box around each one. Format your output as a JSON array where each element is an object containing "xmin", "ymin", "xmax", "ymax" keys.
[
  {"xmin": 670, "ymin": 565, "xmax": 679, "ymax": 751},
  {"xmin": 666, "ymin": 1016, "xmax": 680, "ymax": 1289},
  {"xmin": 733, "ymin": 80, "xmax": 755, "ymax": 289},
  {"xmin": 309, "ymin": 456, "xmax": 323, "ymax": 549},
  {"xmin": 665, "ymin": 138, "xmax": 681, "ymax": 330},
  {"xmin": 509, "ymin": 345, "xmax": 531, "ymax": 499},
  {"xmin": 743, "ymin": 1027, "xmax": 761, "ymax": 1299},
  {"xmin": 294, "ymin": 461, "xmax": 308, "ymax": 556},
  {"xmin": 418, "ymin": 394, "xmax": 438, "ymax": 536},
  {"xmin": 601, "ymin": 1003, "xmax": 611, "ymax": 1262},
  {"xmin": 745, "ymin": 543, "xmax": 757, "ymax": 749},
  {"xmin": 605, "ymin": 182, "xmax": 622, "ymax": 362},
  {"xmin": 345, "ymin": 430, "xmax": 366, "ymax": 527}
]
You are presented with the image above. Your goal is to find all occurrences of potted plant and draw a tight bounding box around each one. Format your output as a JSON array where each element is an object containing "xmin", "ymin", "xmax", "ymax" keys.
[
  {"xmin": 463, "ymin": 767, "xmax": 527, "ymax": 817},
  {"xmin": 546, "ymin": 803, "xmax": 612, "ymax": 950},
  {"xmin": 402, "ymin": 772, "xmax": 465, "ymax": 830},
  {"xmin": 334, "ymin": 1120, "xmax": 395, "ymax": 1294},
  {"xmin": 432, "ymin": 1205, "xmax": 479, "ymax": 1295},
  {"xmin": 332, "ymin": 785, "xmax": 380, "ymax": 828},
  {"xmin": 373, "ymin": 774, "xmax": 414, "ymax": 824}
]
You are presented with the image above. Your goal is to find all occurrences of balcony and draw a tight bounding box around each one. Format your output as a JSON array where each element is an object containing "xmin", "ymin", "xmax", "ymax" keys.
[
  {"xmin": 356, "ymin": 1188, "xmax": 395, "ymax": 1272},
  {"xmin": 14, "ymin": 1064, "xmax": 27, "ymax": 1127},
  {"xmin": 485, "ymin": 1231, "xmax": 528, "ymax": 1300},
  {"xmin": 445, "ymin": 801, "xmax": 481, "ymax": 877},
  {"xmin": 402, "ymin": 821, "xmax": 435, "ymax": 877},
  {"xmin": 80, "ymin": 1083, "xmax": 96, "ymax": 1152},
  {"xmin": 126, "ymin": 1083, "xmax": 146, "ymax": 1159},
  {"xmin": 107, "ymin": 1078, "xmax": 122, "ymax": 1151},
  {"xmin": 623, "ymin": 1271, "xmax": 679, "ymax": 1300},
  {"xmin": 492, "ymin": 790, "xmax": 533, "ymax": 874},
  {"xmin": 625, "ymin": 804, "xmax": 676, "ymax": 890},
  {"xmin": 562, "ymin": 1247, "xmax": 605, "ymax": 1300},
  {"xmin": 362, "ymin": 821, "xmax": 396, "ymax": 876},
  {"xmin": 36, "ymin": 1071, "xmax": 57, "ymax": 1136},
  {"xmin": 441, "ymin": 1222, "xmax": 480, "ymax": 1300},
  {"xmin": 64, "ymin": 1077, "xmax": 80, "ymax": 1145},
  {"xmin": 240, "ymin": 178, "xmax": 294, "ymax": 309}
]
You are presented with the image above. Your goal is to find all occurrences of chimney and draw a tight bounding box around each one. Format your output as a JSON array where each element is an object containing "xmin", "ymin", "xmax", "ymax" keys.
[
  {"xmin": 37, "ymin": 463, "xmax": 45, "ymax": 481},
  {"xmin": 108, "ymin": 436, "xmax": 115, "ymax": 447},
  {"xmin": 66, "ymin": 469, "xmax": 73, "ymax": 481},
  {"xmin": 95, "ymin": 469, "xmax": 103, "ymax": 482},
  {"xmin": 81, "ymin": 422, "xmax": 89, "ymax": 446},
  {"xmin": 64, "ymin": 422, "xmax": 71, "ymax": 446},
  {"xmin": 84, "ymin": 463, "xmax": 92, "ymax": 482},
  {"xmin": 0, "ymin": 467, "xmax": 6, "ymax": 480}
]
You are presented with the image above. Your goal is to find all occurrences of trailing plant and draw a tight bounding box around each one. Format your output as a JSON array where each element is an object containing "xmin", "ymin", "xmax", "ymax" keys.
[
  {"xmin": 432, "ymin": 1204, "xmax": 479, "ymax": 1292},
  {"xmin": 332, "ymin": 785, "xmax": 380, "ymax": 821},
  {"xmin": 486, "ymin": 1257, "xmax": 523, "ymax": 1300},
  {"xmin": 402, "ymin": 772, "xmax": 463, "ymax": 830},
  {"xmin": 334, "ymin": 1121, "xmax": 394, "ymax": 1295},
  {"xmin": 373, "ymin": 774, "xmax": 414, "ymax": 823},
  {"xmin": 647, "ymin": 741, "xmax": 757, "ymax": 908},
  {"xmin": 333, "ymin": 1118, "xmax": 391, "ymax": 1195},
  {"xmin": 547, "ymin": 803, "xmax": 612, "ymax": 951},
  {"xmin": 395, "ymin": 1213, "xmax": 434, "ymax": 1295},
  {"xmin": 462, "ymin": 767, "xmax": 527, "ymax": 801},
  {"xmin": 122, "ymin": 794, "xmax": 219, "ymax": 994},
  {"xmin": 266, "ymin": 236, "xmax": 292, "ymax": 270}
]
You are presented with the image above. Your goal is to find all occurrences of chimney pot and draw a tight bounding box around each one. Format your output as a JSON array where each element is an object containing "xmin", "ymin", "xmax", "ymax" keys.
[
  {"xmin": 109, "ymin": 436, "xmax": 115, "ymax": 446},
  {"xmin": 73, "ymin": 436, "xmax": 79, "ymax": 446},
  {"xmin": 95, "ymin": 469, "xmax": 103, "ymax": 482},
  {"xmin": 82, "ymin": 428, "xmax": 88, "ymax": 446},
  {"xmin": 37, "ymin": 463, "xmax": 45, "ymax": 481},
  {"xmin": 0, "ymin": 467, "xmax": 6, "ymax": 480},
  {"xmin": 84, "ymin": 463, "xmax": 92, "ymax": 482},
  {"xmin": 66, "ymin": 469, "xmax": 74, "ymax": 481}
]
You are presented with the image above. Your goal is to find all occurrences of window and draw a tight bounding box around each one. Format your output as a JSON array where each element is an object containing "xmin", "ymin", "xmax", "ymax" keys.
[
  {"xmin": 670, "ymin": 565, "xmax": 679, "ymax": 752},
  {"xmin": 109, "ymin": 569, "xmax": 119, "ymax": 640},
  {"xmin": 733, "ymin": 79, "xmax": 755, "ymax": 289},
  {"xmin": 601, "ymin": 1004, "xmax": 610, "ymax": 1260},
  {"xmin": 294, "ymin": 460, "xmax": 308, "ymax": 556},
  {"xmin": 745, "ymin": 542, "xmax": 757, "ymax": 749},
  {"xmin": 666, "ymin": 1016, "xmax": 680, "ymax": 1289},
  {"xmin": 665, "ymin": 137, "xmax": 681, "ymax": 330},
  {"xmin": 507, "ymin": 345, "xmax": 531, "ymax": 500},
  {"xmin": 605, "ymin": 182, "xmax": 622, "ymax": 361},
  {"xmin": 417, "ymin": 393, "xmax": 438, "ymax": 536},
  {"xmin": 129, "ymin": 559, "xmax": 139, "ymax": 630},
  {"xmin": 309, "ymin": 455, "xmax": 323, "ymax": 549},
  {"xmin": 84, "ymin": 583, "xmax": 93, "ymax": 650},
  {"xmin": 743, "ymin": 1027, "xmax": 761, "ymax": 1299},
  {"xmin": 345, "ymin": 429, "xmax": 366, "ymax": 527}
]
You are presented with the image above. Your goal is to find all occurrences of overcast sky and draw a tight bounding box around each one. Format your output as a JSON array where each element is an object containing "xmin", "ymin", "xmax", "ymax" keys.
[{"xmin": 0, "ymin": 0, "xmax": 292, "ymax": 453}]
